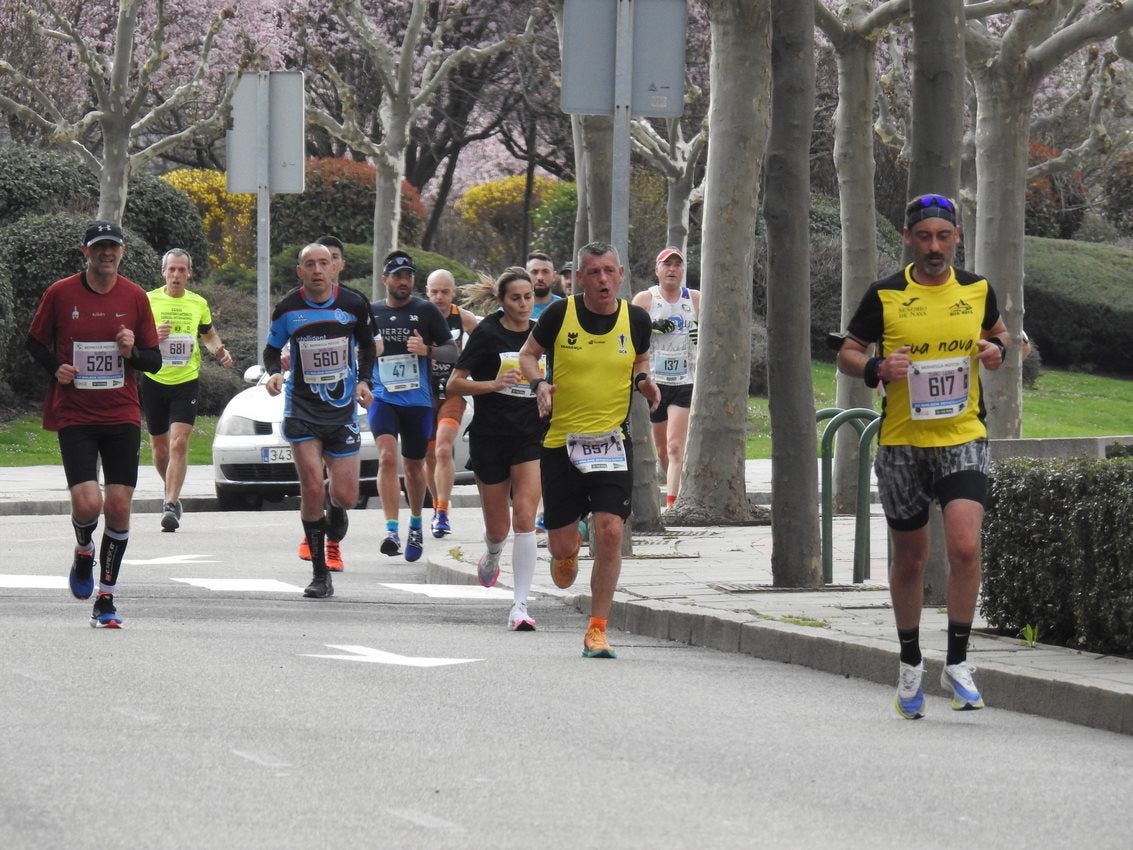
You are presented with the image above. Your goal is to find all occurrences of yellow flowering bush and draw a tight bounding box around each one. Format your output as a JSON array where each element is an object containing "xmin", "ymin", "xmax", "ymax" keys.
[
  {"xmin": 162, "ymin": 169, "xmax": 256, "ymax": 269},
  {"xmin": 455, "ymin": 174, "xmax": 557, "ymax": 266}
]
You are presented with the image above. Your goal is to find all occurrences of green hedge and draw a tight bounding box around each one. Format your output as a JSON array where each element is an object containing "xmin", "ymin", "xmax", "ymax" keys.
[{"xmin": 982, "ymin": 457, "xmax": 1133, "ymax": 654}]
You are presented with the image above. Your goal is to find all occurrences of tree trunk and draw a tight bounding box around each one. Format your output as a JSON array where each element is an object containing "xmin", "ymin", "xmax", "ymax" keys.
[
  {"xmin": 371, "ymin": 98, "xmax": 410, "ymax": 300},
  {"xmin": 830, "ymin": 31, "xmax": 879, "ymax": 514},
  {"xmin": 579, "ymin": 114, "xmax": 613, "ymax": 241},
  {"xmin": 666, "ymin": 163, "xmax": 694, "ymax": 254},
  {"xmin": 668, "ymin": 0, "xmax": 770, "ymax": 526},
  {"xmin": 765, "ymin": 0, "xmax": 819, "ymax": 586},
  {"xmin": 969, "ymin": 72, "xmax": 1032, "ymax": 439}
]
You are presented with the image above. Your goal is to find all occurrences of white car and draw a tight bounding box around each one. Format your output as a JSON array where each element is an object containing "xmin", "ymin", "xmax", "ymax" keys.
[{"xmin": 212, "ymin": 365, "xmax": 472, "ymax": 509}]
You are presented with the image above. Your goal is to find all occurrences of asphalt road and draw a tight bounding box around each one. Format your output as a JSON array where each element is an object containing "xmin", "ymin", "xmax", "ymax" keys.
[{"xmin": 3, "ymin": 511, "xmax": 1132, "ymax": 849}]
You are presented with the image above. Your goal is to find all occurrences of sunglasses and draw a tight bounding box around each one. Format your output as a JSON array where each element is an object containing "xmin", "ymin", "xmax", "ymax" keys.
[{"xmin": 906, "ymin": 194, "xmax": 956, "ymax": 214}]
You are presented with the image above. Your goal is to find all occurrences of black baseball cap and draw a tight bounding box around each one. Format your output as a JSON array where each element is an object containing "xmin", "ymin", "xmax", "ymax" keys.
[
  {"xmin": 383, "ymin": 250, "xmax": 416, "ymax": 275},
  {"xmin": 83, "ymin": 220, "xmax": 124, "ymax": 247}
]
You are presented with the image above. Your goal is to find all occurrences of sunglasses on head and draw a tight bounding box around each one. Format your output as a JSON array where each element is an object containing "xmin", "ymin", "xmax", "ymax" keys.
[{"xmin": 907, "ymin": 194, "xmax": 956, "ymax": 213}]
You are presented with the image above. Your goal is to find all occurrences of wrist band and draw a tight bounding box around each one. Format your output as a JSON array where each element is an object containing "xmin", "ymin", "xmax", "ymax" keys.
[
  {"xmin": 633, "ymin": 372, "xmax": 648, "ymax": 390},
  {"xmin": 987, "ymin": 336, "xmax": 1007, "ymax": 359},
  {"xmin": 863, "ymin": 357, "xmax": 884, "ymax": 389},
  {"xmin": 529, "ymin": 378, "xmax": 546, "ymax": 393}
]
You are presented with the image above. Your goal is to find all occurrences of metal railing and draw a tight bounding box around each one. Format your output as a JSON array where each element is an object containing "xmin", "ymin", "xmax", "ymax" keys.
[{"xmin": 817, "ymin": 407, "xmax": 880, "ymax": 584}]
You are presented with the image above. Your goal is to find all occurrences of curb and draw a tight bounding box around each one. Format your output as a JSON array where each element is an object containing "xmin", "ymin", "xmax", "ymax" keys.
[{"xmin": 427, "ymin": 555, "xmax": 1133, "ymax": 736}]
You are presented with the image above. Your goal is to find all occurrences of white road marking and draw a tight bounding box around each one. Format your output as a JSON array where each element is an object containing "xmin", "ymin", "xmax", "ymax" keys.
[
  {"xmin": 125, "ymin": 554, "xmax": 219, "ymax": 565},
  {"xmin": 302, "ymin": 644, "xmax": 482, "ymax": 667},
  {"xmin": 385, "ymin": 808, "xmax": 465, "ymax": 832},
  {"xmin": 171, "ymin": 578, "xmax": 302, "ymax": 592},
  {"xmin": 0, "ymin": 575, "xmax": 66, "ymax": 589},
  {"xmin": 231, "ymin": 749, "xmax": 292, "ymax": 769},
  {"xmin": 381, "ymin": 583, "xmax": 514, "ymax": 600}
]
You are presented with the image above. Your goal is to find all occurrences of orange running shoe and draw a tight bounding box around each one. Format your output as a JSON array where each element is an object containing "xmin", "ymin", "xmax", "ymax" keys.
[
  {"xmin": 551, "ymin": 553, "xmax": 578, "ymax": 589},
  {"xmin": 582, "ymin": 626, "xmax": 616, "ymax": 658},
  {"xmin": 298, "ymin": 537, "xmax": 311, "ymax": 561},
  {"xmin": 325, "ymin": 539, "xmax": 344, "ymax": 572}
]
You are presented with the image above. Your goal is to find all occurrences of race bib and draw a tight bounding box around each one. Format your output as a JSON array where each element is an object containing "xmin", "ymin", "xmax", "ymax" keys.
[
  {"xmin": 495, "ymin": 352, "xmax": 546, "ymax": 398},
  {"xmin": 73, "ymin": 340, "xmax": 124, "ymax": 389},
  {"xmin": 651, "ymin": 349, "xmax": 689, "ymax": 383},
  {"xmin": 378, "ymin": 353, "xmax": 420, "ymax": 392},
  {"xmin": 298, "ymin": 337, "xmax": 350, "ymax": 385},
  {"xmin": 566, "ymin": 428, "xmax": 627, "ymax": 473},
  {"xmin": 160, "ymin": 333, "xmax": 195, "ymax": 367},
  {"xmin": 908, "ymin": 356, "xmax": 970, "ymax": 420}
]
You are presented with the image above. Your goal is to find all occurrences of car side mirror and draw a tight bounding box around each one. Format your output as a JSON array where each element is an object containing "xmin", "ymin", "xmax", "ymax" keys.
[{"xmin": 244, "ymin": 364, "xmax": 266, "ymax": 385}]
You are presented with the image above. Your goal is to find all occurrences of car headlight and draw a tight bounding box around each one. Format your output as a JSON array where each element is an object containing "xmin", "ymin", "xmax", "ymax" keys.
[{"xmin": 216, "ymin": 413, "xmax": 259, "ymax": 437}]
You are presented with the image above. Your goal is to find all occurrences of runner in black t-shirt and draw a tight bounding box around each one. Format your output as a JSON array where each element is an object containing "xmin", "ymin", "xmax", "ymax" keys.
[{"xmin": 447, "ymin": 268, "xmax": 543, "ymax": 630}]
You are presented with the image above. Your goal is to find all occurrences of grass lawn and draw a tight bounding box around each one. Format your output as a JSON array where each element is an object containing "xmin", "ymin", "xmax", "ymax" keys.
[
  {"xmin": 0, "ymin": 416, "xmax": 218, "ymax": 466},
  {"xmin": 745, "ymin": 362, "xmax": 1133, "ymax": 458},
  {"xmin": 2, "ymin": 365, "xmax": 1132, "ymax": 465}
]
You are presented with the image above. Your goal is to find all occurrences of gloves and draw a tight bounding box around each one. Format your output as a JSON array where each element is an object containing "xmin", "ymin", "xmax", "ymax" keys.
[
  {"xmin": 688, "ymin": 325, "xmax": 698, "ymax": 345},
  {"xmin": 652, "ymin": 318, "xmax": 677, "ymax": 334}
]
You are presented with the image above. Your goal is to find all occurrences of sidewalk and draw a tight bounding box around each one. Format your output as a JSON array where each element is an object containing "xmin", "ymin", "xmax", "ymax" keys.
[{"xmin": 3, "ymin": 461, "xmax": 1131, "ymax": 735}]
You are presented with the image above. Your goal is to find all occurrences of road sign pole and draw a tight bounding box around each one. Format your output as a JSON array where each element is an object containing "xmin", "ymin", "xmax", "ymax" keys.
[
  {"xmin": 612, "ymin": 0, "xmax": 633, "ymax": 298},
  {"xmin": 255, "ymin": 72, "xmax": 271, "ymax": 366}
]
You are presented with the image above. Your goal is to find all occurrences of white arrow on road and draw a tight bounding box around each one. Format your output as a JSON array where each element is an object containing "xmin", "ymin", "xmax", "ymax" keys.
[{"xmin": 302, "ymin": 644, "xmax": 482, "ymax": 667}]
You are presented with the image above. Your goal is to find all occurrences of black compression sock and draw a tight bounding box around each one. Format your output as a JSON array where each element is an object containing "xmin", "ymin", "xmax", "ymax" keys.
[{"xmin": 897, "ymin": 627, "xmax": 922, "ymax": 666}]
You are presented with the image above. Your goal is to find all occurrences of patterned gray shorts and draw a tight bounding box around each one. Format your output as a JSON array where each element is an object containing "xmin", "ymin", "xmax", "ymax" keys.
[{"xmin": 874, "ymin": 440, "xmax": 990, "ymax": 528}]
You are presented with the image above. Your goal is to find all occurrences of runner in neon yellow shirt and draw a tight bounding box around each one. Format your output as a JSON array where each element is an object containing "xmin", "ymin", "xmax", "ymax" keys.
[{"xmin": 142, "ymin": 249, "xmax": 234, "ymax": 532}]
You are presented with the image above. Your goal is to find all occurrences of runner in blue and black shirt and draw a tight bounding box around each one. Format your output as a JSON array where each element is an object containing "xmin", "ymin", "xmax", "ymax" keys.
[{"xmin": 263, "ymin": 243, "xmax": 377, "ymax": 599}]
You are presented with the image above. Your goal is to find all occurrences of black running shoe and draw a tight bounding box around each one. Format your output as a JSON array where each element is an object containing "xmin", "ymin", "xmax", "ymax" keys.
[
  {"xmin": 304, "ymin": 572, "xmax": 334, "ymax": 599},
  {"xmin": 161, "ymin": 502, "xmax": 179, "ymax": 532}
]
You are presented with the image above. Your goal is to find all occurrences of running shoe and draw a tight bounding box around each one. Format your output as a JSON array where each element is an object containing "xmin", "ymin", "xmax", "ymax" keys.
[
  {"xmin": 508, "ymin": 604, "xmax": 536, "ymax": 632},
  {"xmin": 298, "ymin": 537, "xmax": 312, "ymax": 561},
  {"xmin": 535, "ymin": 512, "xmax": 546, "ymax": 534},
  {"xmin": 551, "ymin": 554, "xmax": 578, "ymax": 589},
  {"xmin": 69, "ymin": 546, "xmax": 95, "ymax": 600},
  {"xmin": 430, "ymin": 509, "xmax": 451, "ymax": 538},
  {"xmin": 582, "ymin": 626, "xmax": 616, "ymax": 658},
  {"xmin": 380, "ymin": 532, "xmax": 402, "ymax": 557},
  {"xmin": 90, "ymin": 593, "xmax": 122, "ymax": 629},
  {"xmin": 303, "ymin": 571, "xmax": 334, "ymax": 599},
  {"xmin": 894, "ymin": 661, "xmax": 926, "ymax": 719},
  {"xmin": 174, "ymin": 500, "xmax": 183, "ymax": 520},
  {"xmin": 160, "ymin": 501, "xmax": 179, "ymax": 532},
  {"xmin": 477, "ymin": 551, "xmax": 500, "ymax": 588},
  {"xmin": 327, "ymin": 505, "xmax": 349, "ymax": 541},
  {"xmin": 941, "ymin": 662, "xmax": 985, "ymax": 710},
  {"xmin": 325, "ymin": 540, "xmax": 344, "ymax": 572},
  {"xmin": 405, "ymin": 528, "xmax": 424, "ymax": 562}
]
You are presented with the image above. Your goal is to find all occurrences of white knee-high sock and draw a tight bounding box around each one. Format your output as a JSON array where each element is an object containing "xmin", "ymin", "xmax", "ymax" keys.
[{"xmin": 512, "ymin": 530, "xmax": 536, "ymax": 607}]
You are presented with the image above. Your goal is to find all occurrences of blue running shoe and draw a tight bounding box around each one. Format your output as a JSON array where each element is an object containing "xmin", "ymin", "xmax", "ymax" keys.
[
  {"xmin": 380, "ymin": 532, "xmax": 401, "ymax": 557},
  {"xmin": 69, "ymin": 546, "xmax": 95, "ymax": 600},
  {"xmin": 405, "ymin": 528, "xmax": 424, "ymax": 562},
  {"xmin": 431, "ymin": 509, "xmax": 451, "ymax": 538},
  {"xmin": 535, "ymin": 512, "xmax": 546, "ymax": 533},
  {"xmin": 90, "ymin": 593, "xmax": 122, "ymax": 629},
  {"xmin": 894, "ymin": 661, "xmax": 926, "ymax": 719},
  {"xmin": 941, "ymin": 662, "xmax": 985, "ymax": 710}
]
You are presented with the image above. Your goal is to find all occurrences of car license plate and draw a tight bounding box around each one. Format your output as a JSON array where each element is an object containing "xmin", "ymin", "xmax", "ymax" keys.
[{"xmin": 261, "ymin": 446, "xmax": 293, "ymax": 463}]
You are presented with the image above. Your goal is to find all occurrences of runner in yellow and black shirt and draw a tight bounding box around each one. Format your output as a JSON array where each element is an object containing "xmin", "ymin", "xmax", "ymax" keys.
[{"xmin": 834, "ymin": 193, "xmax": 1010, "ymax": 720}]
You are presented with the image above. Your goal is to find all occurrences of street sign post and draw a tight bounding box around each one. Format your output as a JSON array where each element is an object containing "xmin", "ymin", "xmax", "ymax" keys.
[{"xmin": 226, "ymin": 71, "xmax": 305, "ymax": 363}]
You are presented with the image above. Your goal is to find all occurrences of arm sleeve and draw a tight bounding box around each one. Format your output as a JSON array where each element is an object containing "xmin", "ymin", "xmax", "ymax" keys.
[
  {"xmin": 354, "ymin": 300, "xmax": 376, "ymax": 385},
  {"xmin": 263, "ymin": 345, "xmax": 283, "ymax": 376},
  {"xmin": 128, "ymin": 346, "xmax": 163, "ymax": 374},
  {"xmin": 26, "ymin": 334, "xmax": 60, "ymax": 377}
]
